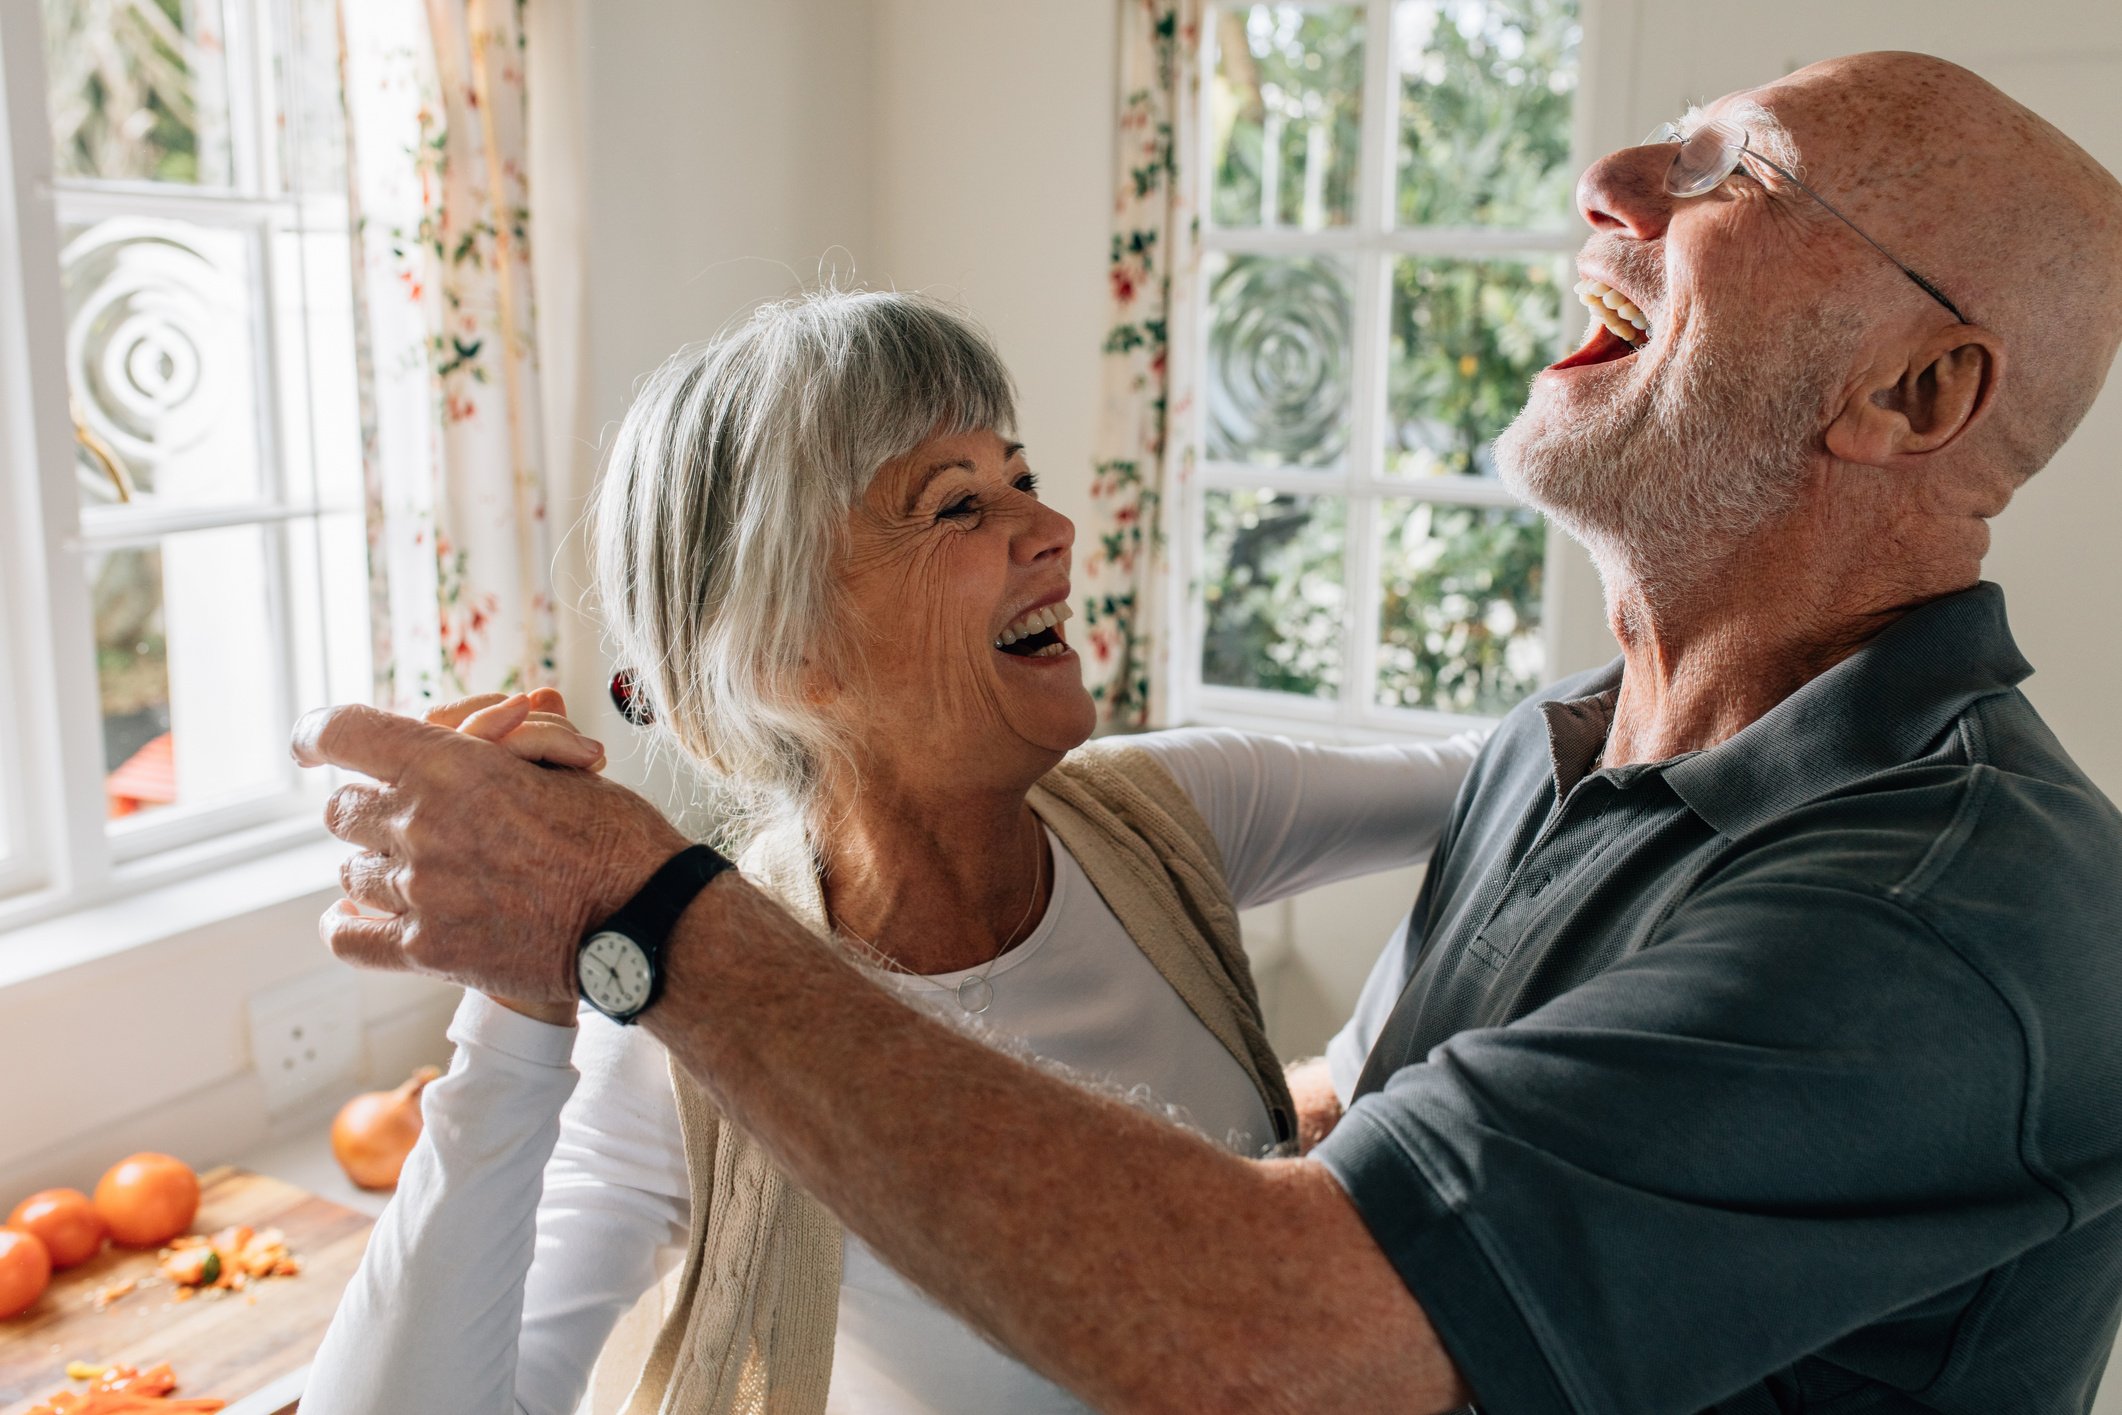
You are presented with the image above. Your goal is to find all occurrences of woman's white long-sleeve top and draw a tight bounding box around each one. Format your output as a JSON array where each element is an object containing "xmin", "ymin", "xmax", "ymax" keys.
[{"xmin": 300, "ymin": 726, "xmax": 1482, "ymax": 1415}]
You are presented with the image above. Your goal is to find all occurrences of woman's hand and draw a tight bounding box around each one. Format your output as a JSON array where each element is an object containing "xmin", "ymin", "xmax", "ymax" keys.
[
  {"xmin": 425, "ymin": 687, "xmax": 607, "ymax": 774},
  {"xmin": 421, "ymin": 688, "xmax": 609, "ymax": 1027}
]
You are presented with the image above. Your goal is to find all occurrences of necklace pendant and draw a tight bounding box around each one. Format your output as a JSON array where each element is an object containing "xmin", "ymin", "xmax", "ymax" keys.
[{"xmin": 956, "ymin": 974, "xmax": 993, "ymax": 1014}]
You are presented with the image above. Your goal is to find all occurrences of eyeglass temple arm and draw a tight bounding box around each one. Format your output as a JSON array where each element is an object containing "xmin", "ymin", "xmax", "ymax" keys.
[{"xmin": 1739, "ymin": 147, "xmax": 1972, "ymax": 324}]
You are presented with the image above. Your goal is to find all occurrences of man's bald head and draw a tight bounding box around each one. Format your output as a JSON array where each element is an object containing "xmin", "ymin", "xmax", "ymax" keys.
[
  {"xmin": 1762, "ymin": 51, "xmax": 2122, "ymax": 481},
  {"xmin": 1497, "ymin": 49, "xmax": 2122, "ymax": 607}
]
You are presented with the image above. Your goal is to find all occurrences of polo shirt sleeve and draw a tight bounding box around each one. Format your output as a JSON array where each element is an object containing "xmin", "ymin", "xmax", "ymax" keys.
[{"xmin": 1312, "ymin": 878, "xmax": 2069, "ymax": 1415}]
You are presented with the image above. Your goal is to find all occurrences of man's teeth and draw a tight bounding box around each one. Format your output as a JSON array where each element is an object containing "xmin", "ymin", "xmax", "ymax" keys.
[
  {"xmin": 994, "ymin": 601, "xmax": 1073, "ymax": 648},
  {"xmin": 1575, "ymin": 278, "xmax": 1650, "ymax": 347}
]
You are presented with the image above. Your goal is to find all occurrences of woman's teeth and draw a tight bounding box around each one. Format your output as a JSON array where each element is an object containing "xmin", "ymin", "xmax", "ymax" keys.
[
  {"xmin": 1575, "ymin": 278, "xmax": 1650, "ymax": 347},
  {"xmin": 994, "ymin": 601, "xmax": 1072, "ymax": 648}
]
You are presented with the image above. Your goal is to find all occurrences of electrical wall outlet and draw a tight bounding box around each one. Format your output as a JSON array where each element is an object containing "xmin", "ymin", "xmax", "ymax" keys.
[{"xmin": 248, "ymin": 969, "xmax": 364, "ymax": 1118}]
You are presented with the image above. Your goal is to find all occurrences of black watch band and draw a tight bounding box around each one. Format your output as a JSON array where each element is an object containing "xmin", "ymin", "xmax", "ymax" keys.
[{"xmin": 580, "ymin": 843, "xmax": 733, "ymax": 1023}]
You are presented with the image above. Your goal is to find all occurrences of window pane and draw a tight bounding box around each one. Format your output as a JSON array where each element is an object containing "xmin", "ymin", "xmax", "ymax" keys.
[
  {"xmin": 91, "ymin": 525, "xmax": 288, "ymax": 822},
  {"xmin": 1385, "ymin": 254, "xmax": 1567, "ymax": 477},
  {"xmin": 1377, "ymin": 499, "xmax": 1545, "ymax": 714},
  {"xmin": 1206, "ymin": 253, "xmax": 1354, "ymax": 470},
  {"xmin": 43, "ymin": 0, "xmax": 237, "ymax": 185},
  {"xmin": 1210, "ymin": 4, "xmax": 1365, "ymax": 230},
  {"xmin": 1202, "ymin": 489, "xmax": 1345, "ymax": 699},
  {"xmin": 63, "ymin": 217, "xmax": 265, "ymax": 508},
  {"xmin": 1394, "ymin": 0, "xmax": 1580, "ymax": 228}
]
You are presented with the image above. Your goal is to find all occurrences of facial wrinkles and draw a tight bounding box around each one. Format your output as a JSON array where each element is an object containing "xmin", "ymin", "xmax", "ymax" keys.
[
  {"xmin": 836, "ymin": 471, "xmax": 1070, "ymax": 789},
  {"xmin": 1498, "ymin": 257, "xmax": 1862, "ymax": 593}
]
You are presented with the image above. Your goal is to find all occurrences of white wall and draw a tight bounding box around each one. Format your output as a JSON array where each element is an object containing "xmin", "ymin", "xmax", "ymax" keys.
[
  {"xmin": 862, "ymin": 0, "xmax": 1117, "ymax": 542},
  {"xmin": 548, "ymin": 0, "xmax": 881, "ymax": 808}
]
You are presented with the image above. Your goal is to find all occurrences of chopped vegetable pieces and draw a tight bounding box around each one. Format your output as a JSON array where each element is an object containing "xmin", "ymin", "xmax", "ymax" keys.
[
  {"xmin": 156, "ymin": 1226, "xmax": 300, "ymax": 1294},
  {"xmin": 25, "ymin": 1361, "xmax": 226, "ymax": 1413}
]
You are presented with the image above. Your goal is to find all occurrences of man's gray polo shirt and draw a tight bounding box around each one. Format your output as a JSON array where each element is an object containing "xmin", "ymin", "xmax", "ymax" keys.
[{"xmin": 1316, "ymin": 583, "xmax": 2122, "ymax": 1413}]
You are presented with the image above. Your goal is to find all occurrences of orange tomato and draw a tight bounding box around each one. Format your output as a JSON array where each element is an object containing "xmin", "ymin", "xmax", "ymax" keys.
[
  {"xmin": 92, "ymin": 1153, "xmax": 200, "ymax": 1249},
  {"xmin": 8, "ymin": 1188, "xmax": 105, "ymax": 1269},
  {"xmin": 0, "ymin": 1227, "xmax": 51, "ymax": 1318}
]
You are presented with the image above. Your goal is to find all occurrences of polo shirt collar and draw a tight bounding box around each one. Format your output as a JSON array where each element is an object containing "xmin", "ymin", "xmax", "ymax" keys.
[{"xmin": 1659, "ymin": 581, "xmax": 2030, "ymax": 838}]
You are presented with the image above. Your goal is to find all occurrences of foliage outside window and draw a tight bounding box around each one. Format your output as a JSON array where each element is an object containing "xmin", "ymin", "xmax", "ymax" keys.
[{"xmin": 1189, "ymin": 0, "xmax": 1581, "ymax": 727}]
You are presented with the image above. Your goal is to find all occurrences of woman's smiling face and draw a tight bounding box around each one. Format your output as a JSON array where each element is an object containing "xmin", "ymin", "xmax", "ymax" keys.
[{"xmin": 823, "ymin": 427, "xmax": 1096, "ymax": 793}]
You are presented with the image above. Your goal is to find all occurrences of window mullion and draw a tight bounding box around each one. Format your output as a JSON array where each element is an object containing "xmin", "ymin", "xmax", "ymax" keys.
[
  {"xmin": 1344, "ymin": 246, "xmax": 1387, "ymax": 725},
  {"xmin": 0, "ymin": 0, "xmax": 118, "ymax": 901},
  {"xmin": 1340, "ymin": 0, "xmax": 1395, "ymax": 725}
]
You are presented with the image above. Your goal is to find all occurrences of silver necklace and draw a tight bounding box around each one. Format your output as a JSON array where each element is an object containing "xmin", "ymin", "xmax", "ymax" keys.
[{"xmin": 828, "ymin": 830, "xmax": 1045, "ymax": 1015}]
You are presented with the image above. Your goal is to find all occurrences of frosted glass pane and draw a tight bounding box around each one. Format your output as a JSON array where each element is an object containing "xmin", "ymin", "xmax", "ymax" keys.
[
  {"xmin": 1205, "ymin": 253, "xmax": 1355, "ymax": 470},
  {"xmin": 63, "ymin": 217, "xmax": 264, "ymax": 508}
]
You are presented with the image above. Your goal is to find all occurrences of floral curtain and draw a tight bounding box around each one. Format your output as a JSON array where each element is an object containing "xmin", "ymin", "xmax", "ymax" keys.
[
  {"xmin": 1080, "ymin": 0, "xmax": 1202, "ymax": 731},
  {"xmin": 341, "ymin": 0, "xmax": 557, "ymax": 710}
]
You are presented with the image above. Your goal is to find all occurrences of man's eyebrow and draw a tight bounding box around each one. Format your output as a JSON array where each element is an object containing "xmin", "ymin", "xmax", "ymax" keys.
[{"xmin": 1681, "ymin": 99, "xmax": 1805, "ymax": 174}]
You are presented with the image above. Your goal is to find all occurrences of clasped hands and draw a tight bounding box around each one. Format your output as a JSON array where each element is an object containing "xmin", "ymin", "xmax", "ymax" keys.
[{"xmin": 290, "ymin": 688, "xmax": 691, "ymax": 1025}]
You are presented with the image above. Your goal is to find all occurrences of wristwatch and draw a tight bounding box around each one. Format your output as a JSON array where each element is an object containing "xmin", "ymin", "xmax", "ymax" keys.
[{"xmin": 578, "ymin": 843, "xmax": 733, "ymax": 1024}]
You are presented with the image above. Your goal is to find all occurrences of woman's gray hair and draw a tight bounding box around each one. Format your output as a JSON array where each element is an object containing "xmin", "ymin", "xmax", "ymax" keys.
[{"xmin": 591, "ymin": 288, "xmax": 1018, "ymax": 840}]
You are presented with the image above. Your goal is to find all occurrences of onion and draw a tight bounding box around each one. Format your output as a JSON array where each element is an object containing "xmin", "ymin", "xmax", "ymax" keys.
[{"xmin": 330, "ymin": 1066, "xmax": 442, "ymax": 1190}]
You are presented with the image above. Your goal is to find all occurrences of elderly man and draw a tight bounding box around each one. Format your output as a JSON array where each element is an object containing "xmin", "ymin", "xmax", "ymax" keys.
[{"xmin": 300, "ymin": 51, "xmax": 2122, "ymax": 1413}]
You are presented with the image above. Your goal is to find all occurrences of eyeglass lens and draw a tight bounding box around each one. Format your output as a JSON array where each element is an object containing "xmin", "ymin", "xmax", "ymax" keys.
[{"xmin": 1647, "ymin": 118, "xmax": 1748, "ymax": 199}]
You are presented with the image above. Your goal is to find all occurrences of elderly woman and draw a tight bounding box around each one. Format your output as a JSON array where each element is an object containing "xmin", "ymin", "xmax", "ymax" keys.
[{"xmin": 302, "ymin": 290, "xmax": 1480, "ymax": 1414}]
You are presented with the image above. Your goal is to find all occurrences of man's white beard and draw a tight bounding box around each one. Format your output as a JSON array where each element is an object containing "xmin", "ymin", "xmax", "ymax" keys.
[{"xmin": 1494, "ymin": 315, "xmax": 1851, "ymax": 598}]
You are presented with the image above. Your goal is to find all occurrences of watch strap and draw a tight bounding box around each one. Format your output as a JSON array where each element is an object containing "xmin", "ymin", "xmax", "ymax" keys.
[{"xmin": 584, "ymin": 843, "xmax": 733, "ymax": 1021}]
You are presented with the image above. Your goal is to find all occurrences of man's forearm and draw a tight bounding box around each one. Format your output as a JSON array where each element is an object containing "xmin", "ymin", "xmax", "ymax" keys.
[{"xmin": 643, "ymin": 873, "xmax": 1467, "ymax": 1412}]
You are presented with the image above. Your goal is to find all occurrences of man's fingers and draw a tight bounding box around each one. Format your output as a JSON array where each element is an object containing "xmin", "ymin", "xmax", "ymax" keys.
[
  {"xmin": 340, "ymin": 851, "xmax": 408, "ymax": 914},
  {"xmin": 527, "ymin": 686, "xmax": 568, "ymax": 716},
  {"xmin": 460, "ymin": 695, "xmax": 535, "ymax": 742},
  {"xmin": 424, "ymin": 693, "xmax": 510, "ymax": 729},
  {"xmin": 323, "ymin": 782, "xmax": 396, "ymax": 851},
  {"xmin": 319, "ymin": 900, "xmax": 411, "ymax": 973},
  {"xmin": 293, "ymin": 702, "xmax": 442, "ymax": 780}
]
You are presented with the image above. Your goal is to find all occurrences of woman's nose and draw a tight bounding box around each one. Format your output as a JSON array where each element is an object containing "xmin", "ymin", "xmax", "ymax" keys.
[
  {"xmin": 1576, "ymin": 144, "xmax": 1676, "ymax": 241},
  {"xmin": 1014, "ymin": 496, "xmax": 1074, "ymax": 566}
]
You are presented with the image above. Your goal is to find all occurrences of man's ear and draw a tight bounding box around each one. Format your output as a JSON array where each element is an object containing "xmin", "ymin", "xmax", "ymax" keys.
[{"xmin": 1826, "ymin": 325, "xmax": 2003, "ymax": 467}]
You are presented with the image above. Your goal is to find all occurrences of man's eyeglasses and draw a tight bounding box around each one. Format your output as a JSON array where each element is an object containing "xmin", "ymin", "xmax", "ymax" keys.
[{"xmin": 1643, "ymin": 118, "xmax": 1970, "ymax": 325}]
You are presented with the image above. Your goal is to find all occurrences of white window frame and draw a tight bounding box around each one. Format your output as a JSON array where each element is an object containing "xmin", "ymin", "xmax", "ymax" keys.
[
  {"xmin": 0, "ymin": 0, "xmax": 362, "ymax": 939},
  {"xmin": 1175, "ymin": 0, "xmax": 1601, "ymax": 742}
]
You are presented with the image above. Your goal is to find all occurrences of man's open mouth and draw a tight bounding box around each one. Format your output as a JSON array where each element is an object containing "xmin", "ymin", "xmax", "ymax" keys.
[
  {"xmin": 994, "ymin": 601, "xmax": 1073, "ymax": 659},
  {"xmin": 1551, "ymin": 277, "xmax": 1653, "ymax": 371}
]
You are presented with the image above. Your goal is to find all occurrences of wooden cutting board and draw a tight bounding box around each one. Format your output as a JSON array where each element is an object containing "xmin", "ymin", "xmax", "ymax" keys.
[{"xmin": 0, "ymin": 1167, "xmax": 373, "ymax": 1414}]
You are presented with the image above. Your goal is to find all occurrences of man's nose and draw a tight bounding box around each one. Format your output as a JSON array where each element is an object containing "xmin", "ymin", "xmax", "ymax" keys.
[{"xmin": 1576, "ymin": 144, "xmax": 1676, "ymax": 241}]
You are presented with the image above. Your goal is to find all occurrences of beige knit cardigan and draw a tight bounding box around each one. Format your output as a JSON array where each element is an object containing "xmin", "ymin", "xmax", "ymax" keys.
[{"xmin": 607, "ymin": 743, "xmax": 1295, "ymax": 1415}]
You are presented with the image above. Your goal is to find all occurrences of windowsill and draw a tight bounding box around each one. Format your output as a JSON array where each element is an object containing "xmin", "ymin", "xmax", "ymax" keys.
[{"xmin": 0, "ymin": 825, "xmax": 348, "ymax": 991}]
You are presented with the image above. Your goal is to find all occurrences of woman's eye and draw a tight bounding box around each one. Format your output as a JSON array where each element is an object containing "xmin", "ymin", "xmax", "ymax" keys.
[
  {"xmin": 1015, "ymin": 472, "xmax": 1040, "ymax": 497},
  {"xmin": 938, "ymin": 494, "xmax": 980, "ymax": 521}
]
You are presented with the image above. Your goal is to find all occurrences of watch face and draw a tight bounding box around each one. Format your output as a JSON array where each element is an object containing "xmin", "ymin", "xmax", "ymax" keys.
[{"xmin": 580, "ymin": 931, "xmax": 655, "ymax": 1017}]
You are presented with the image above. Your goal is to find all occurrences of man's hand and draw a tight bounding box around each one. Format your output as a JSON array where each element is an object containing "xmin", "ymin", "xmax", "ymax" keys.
[{"xmin": 292, "ymin": 698, "xmax": 688, "ymax": 1006}]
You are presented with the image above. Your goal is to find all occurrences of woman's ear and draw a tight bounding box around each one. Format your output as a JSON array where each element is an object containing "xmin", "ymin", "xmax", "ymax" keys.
[{"xmin": 1826, "ymin": 325, "xmax": 2003, "ymax": 468}]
